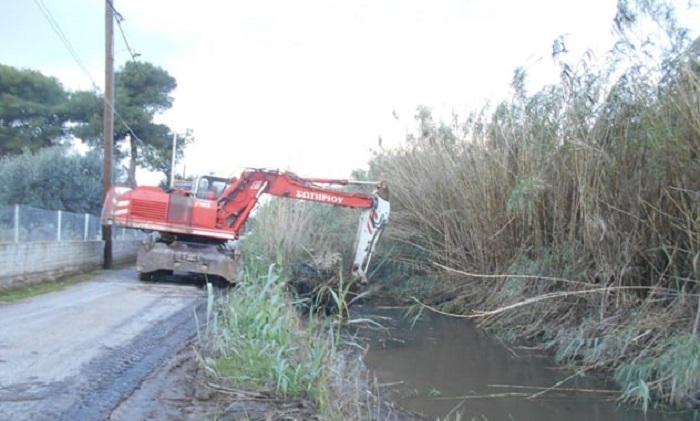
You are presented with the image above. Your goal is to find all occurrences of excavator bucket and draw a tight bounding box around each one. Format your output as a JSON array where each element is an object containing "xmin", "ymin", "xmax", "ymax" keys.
[{"xmin": 351, "ymin": 190, "xmax": 390, "ymax": 282}]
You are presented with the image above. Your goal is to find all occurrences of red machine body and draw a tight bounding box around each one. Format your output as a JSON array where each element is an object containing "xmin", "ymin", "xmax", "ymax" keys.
[{"xmin": 102, "ymin": 169, "xmax": 390, "ymax": 283}]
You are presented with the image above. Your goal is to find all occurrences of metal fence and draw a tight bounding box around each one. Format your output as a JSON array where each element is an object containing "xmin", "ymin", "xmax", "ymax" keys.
[{"xmin": 0, "ymin": 205, "xmax": 143, "ymax": 243}]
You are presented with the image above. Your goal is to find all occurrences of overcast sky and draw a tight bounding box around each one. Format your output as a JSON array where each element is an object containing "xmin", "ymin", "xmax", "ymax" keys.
[{"xmin": 0, "ymin": 0, "xmax": 667, "ymax": 182}]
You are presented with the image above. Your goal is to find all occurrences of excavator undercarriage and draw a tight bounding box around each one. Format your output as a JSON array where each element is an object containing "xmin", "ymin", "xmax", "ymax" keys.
[{"xmin": 135, "ymin": 234, "xmax": 241, "ymax": 283}]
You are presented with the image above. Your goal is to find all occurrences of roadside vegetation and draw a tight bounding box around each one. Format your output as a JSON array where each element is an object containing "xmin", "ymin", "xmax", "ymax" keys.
[
  {"xmin": 0, "ymin": 273, "xmax": 92, "ymax": 303},
  {"xmin": 364, "ymin": 0, "xmax": 700, "ymax": 411},
  {"xmin": 195, "ymin": 197, "xmax": 409, "ymax": 420},
  {"xmin": 0, "ymin": 146, "xmax": 105, "ymax": 214}
]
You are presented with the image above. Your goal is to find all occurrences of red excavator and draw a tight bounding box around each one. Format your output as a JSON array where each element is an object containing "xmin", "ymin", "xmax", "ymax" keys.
[{"xmin": 101, "ymin": 168, "xmax": 390, "ymax": 283}]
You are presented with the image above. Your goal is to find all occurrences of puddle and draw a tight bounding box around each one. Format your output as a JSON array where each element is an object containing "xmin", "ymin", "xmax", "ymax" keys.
[{"xmin": 352, "ymin": 305, "xmax": 697, "ymax": 421}]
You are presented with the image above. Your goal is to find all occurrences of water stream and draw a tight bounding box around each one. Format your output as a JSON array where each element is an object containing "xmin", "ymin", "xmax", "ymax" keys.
[{"xmin": 352, "ymin": 305, "xmax": 697, "ymax": 421}]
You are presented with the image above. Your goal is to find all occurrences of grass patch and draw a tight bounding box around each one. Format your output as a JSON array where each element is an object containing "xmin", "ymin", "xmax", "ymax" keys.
[
  {"xmin": 0, "ymin": 273, "xmax": 93, "ymax": 303},
  {"xmin": 203, "ymin": 260, "xmax": 328, "ymax": 398}
]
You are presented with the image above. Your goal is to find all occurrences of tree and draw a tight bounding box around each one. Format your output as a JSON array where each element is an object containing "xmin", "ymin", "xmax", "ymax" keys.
[
  {"xmin": 0, "ymin": 146, "xmax": 109, "ymax": 214},
  {"xmin": 70, "ymin": 61, "xmax": 191, "ymax": 186},
  {"xmin": 0, "ymin": 65, "xmax": 70, "ymax": 156}
]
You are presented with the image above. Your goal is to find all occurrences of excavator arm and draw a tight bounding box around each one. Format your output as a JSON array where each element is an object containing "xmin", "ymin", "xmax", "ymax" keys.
[{"xmin": 215, "ymin": 169, "xmax": 390, "ymax": 280}]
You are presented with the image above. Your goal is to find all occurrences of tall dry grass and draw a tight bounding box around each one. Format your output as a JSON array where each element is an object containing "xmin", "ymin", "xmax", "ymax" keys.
[
  {"xmin": 246, "ymin": 197, "xmax": 368, "ymax": 273},
  {"xmin": 369, "ymin": 0, "xmax": 700, "ymax": 409}
]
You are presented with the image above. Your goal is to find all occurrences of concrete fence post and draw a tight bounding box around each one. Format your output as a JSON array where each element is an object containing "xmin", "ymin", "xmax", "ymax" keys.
[
  {"xmin": 57, "ymin": 210, "xmax": 62, "ymax": 242},
  {"xmin": 14, "ymin": 204, "xmax": 19, "ymax": 243},
  {"xmin": 84, "ymin": 214, "xmax": 90, "ymax": 241}
]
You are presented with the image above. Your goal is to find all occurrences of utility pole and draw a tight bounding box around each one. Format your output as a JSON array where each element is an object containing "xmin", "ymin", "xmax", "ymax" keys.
[
  {"xmin": 102, "ymin": 0, "xmax": 115, "ymax": 269},
  {"xmin": 170, "ymin": 132, "xmax": 177, "ymax": 188}
]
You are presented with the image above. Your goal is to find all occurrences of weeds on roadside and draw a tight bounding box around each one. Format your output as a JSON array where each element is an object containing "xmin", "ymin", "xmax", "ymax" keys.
[
  {"xmin": 199, "ymin": 252, "xmax": 328, "ymax": 397},
  {"xmin": 196, "ymin": 236, "xmax": 400, "ymax": 420},
  {"xmin": 0, "ymin": 273, "xmax": 94, "ymax": 302}
]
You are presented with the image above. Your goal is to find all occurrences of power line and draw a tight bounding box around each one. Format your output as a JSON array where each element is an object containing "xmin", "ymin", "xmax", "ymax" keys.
[
  {"xmin": 33, "ymin": 0, "xmax": 98, "ymax": 90},
  {"xmin": 107, "ymin": 0, "xmax": 140, "ymax": 61},
  {"xmin": 31, "ymin": 0, "xmax": 145, "ymax": 145}
]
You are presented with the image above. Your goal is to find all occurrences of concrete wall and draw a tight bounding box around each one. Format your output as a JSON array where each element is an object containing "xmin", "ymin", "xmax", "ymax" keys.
[{"xmin": 0, "ymin": 240, "xmax": 142, "ymax": 290}]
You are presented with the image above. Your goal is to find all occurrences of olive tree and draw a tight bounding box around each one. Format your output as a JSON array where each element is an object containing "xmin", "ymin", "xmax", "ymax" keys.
[{"xmin": 0, "ymin": 146, "xmax": 109, "ymax": 214}]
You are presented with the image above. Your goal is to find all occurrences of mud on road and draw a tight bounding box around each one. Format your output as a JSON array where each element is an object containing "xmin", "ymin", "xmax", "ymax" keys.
[{"xmin": 0, "ymin": 268, "xmax": 206, "ymax": 421}]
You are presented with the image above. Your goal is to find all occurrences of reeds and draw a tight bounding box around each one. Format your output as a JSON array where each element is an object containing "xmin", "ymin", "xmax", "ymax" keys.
[
  {"xmin": 367, "ymin": 0, "xmax": 700, "ymax": 409},
  {"xmin": 196, "ymin": 214, "xmax": 399, "ymax": 419},
  {"xmin": 199, "ymin": 258, "xmax": 325, "ymax": 397},
  {"xmin": 245, "ymin": 197, "xmax": 363, "ymax": 273}
]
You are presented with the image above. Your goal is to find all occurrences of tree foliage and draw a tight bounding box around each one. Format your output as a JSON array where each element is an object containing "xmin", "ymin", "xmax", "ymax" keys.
[
  {"xmin": 0, "ymin": 61, "xmax": 191, "ymax": 187},
  {"xmin": 0, "ymin": 147, "xmax": 106, "ymax": 214},
  {"xmin": 0, "ymin": 65, "xmax": 70, "ymax": 156},
  {"xmin": 71, "ymin": 61, "xmax": 191, "ymax": 186}
]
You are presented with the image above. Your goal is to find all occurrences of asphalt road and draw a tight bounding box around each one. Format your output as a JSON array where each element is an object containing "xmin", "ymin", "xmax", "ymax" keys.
[{"xmin": 0, "ymin": 268, "xmax": 205, "ymax": 421}]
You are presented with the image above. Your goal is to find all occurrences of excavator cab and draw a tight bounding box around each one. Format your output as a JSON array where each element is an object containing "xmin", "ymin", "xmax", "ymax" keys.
[
  {"xmin": 171, "ymin": 176, "xmax": 232, "ymax": 199},
  {"xmin": 191, "ymin": 175, "xmax": 231, "ymax": 199}
]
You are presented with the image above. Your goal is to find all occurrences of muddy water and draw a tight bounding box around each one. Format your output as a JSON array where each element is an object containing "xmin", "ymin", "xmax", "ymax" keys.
[{"xmin": 354, "ymin": 306, "xmax": 696, "ymax": 421}]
